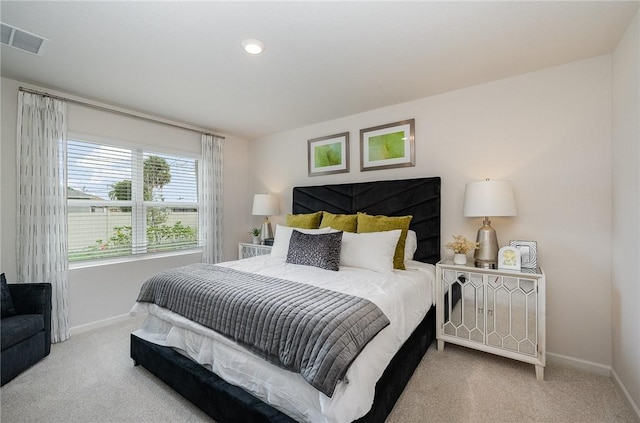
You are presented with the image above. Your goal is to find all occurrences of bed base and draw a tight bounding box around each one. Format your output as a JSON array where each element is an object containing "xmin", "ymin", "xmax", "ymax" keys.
[{"xmin": 130, "ymin": 306, "xmax": 436, "ymax": 423}]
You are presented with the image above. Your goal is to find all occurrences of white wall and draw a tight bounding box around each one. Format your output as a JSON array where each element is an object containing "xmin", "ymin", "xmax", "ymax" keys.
[
  {"xmin": 0, "ymin": 76, "xmax": 251, "ymax": 328},
  {"xmin": 612, "ymin": 10, "xmax": 640, "ymax": 414},
  {"xmin": 249, "ymin": 56, "xmax": 614, "ymax": 366}
]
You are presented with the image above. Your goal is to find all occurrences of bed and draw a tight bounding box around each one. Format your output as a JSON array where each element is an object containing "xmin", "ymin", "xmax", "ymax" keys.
[{"xmin": 130, "ymin": 177, "xmax": 441, "ymax": 423}]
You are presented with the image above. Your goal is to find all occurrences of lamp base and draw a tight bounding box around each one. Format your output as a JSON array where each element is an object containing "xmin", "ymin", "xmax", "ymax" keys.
[
  {"xmin": 260, "ymin": 217, "xmax": 273, "ymax": 244},
  {"xmin": 473, "ymin": 218, "xmax": 498, "ymax": 269},
  {"xmin": 475, "ymin": 259, "xmax": 497, "ymax": 269}
]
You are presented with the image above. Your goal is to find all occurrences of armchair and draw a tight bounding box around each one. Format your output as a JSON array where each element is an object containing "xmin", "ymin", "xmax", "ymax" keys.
[{"xmin": 1, "ymin": 273, "xmax": 52, "ymax": 386}]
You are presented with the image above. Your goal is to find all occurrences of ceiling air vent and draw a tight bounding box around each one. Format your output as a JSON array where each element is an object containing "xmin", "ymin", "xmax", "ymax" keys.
[{"xmin": 0, "ymin": 23, "xmax": 48, "ymax": 55}]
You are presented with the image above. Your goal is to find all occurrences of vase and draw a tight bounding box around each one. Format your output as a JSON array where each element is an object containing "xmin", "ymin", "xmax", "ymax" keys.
[
  {"xmin": 252, "ymin": 236, "xmax": 261, "ymax": 245},
  {"xmin": 453, "ymin": 253, "xmax": 467, "ymax": 265}
]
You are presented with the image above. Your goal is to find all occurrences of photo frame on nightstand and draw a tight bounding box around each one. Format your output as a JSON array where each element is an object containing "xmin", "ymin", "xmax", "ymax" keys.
[
  {"xmin": 509, "ymin": 240, "xmax": 537, "ymax": 269},
  {"xmin": 498, "ymin": 246, "xmax": 521, "ymax": 270}
]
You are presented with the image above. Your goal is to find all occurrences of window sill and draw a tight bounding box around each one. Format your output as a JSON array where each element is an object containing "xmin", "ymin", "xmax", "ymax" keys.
[{"xmin": 69, "ymin": 248, "xmax": 203, "ymax": 270}]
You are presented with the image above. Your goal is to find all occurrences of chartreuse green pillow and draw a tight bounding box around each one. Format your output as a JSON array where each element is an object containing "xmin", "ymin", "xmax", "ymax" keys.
[
  {"xmin": 319, "ymin": 211, "xmax": 357, "ymax": 232},
  {"xmin": 286, "ymin": 211, "xmax": 323, "ymax": 229},
  {"xmin": 356, "ymin": 212, "xmax": 413, "ymax": 270}
]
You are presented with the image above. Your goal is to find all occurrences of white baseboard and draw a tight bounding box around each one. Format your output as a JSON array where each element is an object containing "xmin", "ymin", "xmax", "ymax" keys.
[
  {"xmin": 611, "ymin": 368, "xmax": 640, "ymax": 422},
  {"xmin": 540, "ymin": 353, "xmax": 639, "ymax": 421},
  {"xmin": 70, "ymin": 313, "xmax": 136, "ymax": 336},
  {"xmin": 546, "ymin": 352, "xmax": 611, "ymax": 377}
]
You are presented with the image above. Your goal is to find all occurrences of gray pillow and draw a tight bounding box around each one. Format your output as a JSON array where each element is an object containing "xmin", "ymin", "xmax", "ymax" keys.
[{"xmin": 286, "ymin": 230, "xmax": 343, "ymax": 271}]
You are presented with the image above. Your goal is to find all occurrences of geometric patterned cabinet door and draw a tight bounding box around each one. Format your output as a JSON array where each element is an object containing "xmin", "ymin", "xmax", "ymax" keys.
[{"xmin": 436, "ymin": 259, "xmax": 546, "ymax": 380}]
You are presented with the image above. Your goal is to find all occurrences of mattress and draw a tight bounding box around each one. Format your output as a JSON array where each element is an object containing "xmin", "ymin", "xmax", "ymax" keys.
[{"xmin": 130, "ymin": 255, "xmax": 435, "ymax": 423}]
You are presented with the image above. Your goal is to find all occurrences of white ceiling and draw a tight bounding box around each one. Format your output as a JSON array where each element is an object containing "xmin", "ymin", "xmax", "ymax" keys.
[{"xmin": 1, "ymin": 1, "xmax": 638, "ymax": 140}]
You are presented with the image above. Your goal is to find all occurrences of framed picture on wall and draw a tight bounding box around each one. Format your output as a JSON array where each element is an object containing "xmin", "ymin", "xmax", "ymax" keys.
[
  {"xmin": 509, "ymin": 240, "xmax": 537, "ymax": 269},
  {"xmin": 360, "ymin": 119, "xmax": 415, "ymax": 171},
  {"xmin": 307, "ymin": 132, "xmax": 350, "ymax": 177}
]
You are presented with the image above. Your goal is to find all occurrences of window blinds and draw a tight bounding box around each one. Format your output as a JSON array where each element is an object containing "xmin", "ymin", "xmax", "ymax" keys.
[{"xmin": 67, "ymin": 138, "xmax": 199, "ymax": 261}]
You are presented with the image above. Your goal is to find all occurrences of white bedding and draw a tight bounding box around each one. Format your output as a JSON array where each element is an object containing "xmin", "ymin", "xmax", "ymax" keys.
[{"xmin": 130, "ymin": 255, "xmax": 435, "ymax": 423}]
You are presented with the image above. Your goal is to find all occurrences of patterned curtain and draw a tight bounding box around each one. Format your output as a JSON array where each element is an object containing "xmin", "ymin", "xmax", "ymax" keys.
[
  {"xmin": 199, "ymin": 134, "xmax": 224, "ymax": 263},
  {"xmin": 16, "ymin": 91, "xmax": 70, "ymax": 343}
]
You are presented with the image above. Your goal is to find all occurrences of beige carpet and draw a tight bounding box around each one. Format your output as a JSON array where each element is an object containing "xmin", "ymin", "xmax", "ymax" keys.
[{"xmin": 1, "ymin": 315, "xmax": 636, "ymax": 423}]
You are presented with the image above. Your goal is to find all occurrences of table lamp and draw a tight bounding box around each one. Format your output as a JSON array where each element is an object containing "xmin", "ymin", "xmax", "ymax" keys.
[
  {"xmin": 463, "ymin": 179, "xmax": 517, "ymax": 268},
  {"xmin": 252, "ymin": 194, "xmax": 279, "ymax": 244}
]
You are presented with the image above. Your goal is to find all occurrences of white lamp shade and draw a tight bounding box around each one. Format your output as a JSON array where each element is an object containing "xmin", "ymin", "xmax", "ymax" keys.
[
  {"xmin": 463, "ymin": 180, "xmax": 517, "ymax": 217},
  {"xmin": 252, "ymin": 194, "xmax": 279, "ymax": 216}
]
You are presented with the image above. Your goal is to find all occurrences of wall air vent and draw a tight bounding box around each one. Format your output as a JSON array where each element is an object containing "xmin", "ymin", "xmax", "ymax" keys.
[{"xmin": 0, "ymin": 23, "xmax": 48, "ymax": 55}]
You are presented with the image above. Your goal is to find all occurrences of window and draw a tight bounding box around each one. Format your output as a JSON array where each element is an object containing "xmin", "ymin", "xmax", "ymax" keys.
[{"xmin": 67, "ymin": 137, "xmax": 199, "ymax": 262}]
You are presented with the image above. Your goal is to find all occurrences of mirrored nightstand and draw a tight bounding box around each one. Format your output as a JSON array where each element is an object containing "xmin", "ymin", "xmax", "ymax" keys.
[
  {"xmin": 436, "ymin": 259, "xmax": 546, "ymax": 380},
  {"xmin": 238, "ymin": 243, "xmax": 272, "ymax": 259}
]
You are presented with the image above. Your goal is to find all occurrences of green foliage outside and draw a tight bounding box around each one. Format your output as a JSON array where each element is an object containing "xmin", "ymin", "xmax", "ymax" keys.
[
  {"xmin": 108, "ymin": 155, "xmax": 171, "ymax": 202},
  {"xmin": 314, "ymin": 142, "xmax": 342, "ymax": 168},
  {"xmin": 147, "ymin": 221, "xmax": 197, "ymax": 247},
  {"xmin": 69, "ymin": 221, "xmax": 198, "ymax": 262},
  {"xmin": 143, "ymin": 155, "xmax": 171, "ymax": 193},
  {"xmin": 108, "ymin": 180, "xmax": 152, "ymax": 206},
  {"xmin": 368, "ymin": 131, "xmax": 405, "ymax": 161}
]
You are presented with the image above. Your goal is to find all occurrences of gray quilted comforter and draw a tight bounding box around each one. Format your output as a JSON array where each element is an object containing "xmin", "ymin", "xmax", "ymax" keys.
[{"xmin": 136, "ymin": 263, "xmax": 390, "ymax": 397}]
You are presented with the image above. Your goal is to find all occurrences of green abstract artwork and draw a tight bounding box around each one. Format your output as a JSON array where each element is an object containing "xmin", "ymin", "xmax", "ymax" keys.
[
  {"xmin": 368, "ymin": 131, "xmax": 405, "ymax": 161},
  {"xmin": 314, "ymin": 142, "xmax": 343, "ymax": 167}
]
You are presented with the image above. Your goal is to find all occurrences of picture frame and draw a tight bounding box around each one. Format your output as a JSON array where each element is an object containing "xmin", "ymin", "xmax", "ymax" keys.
[
  {"xmin": 360, "ymin": 119, "xmax": 415, "ymax": 171},
  {"xmin": 498, "ymin": 246, "xmax": 521, "ymax": 271},
  {"xmin": 509, "ymin": 240, "xmax": 537, "ymax": 269},
  {"xmin": 307, "ymin": 132, "xmax": 350, "ymax": 177}
]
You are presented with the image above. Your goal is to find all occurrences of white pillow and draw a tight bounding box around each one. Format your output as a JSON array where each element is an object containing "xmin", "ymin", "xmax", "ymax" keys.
[
  {"xmin": 340, "ymin": 230, "xmax": 401, "ymax": 274},
  {"xmin": 270, "ymin": 224, "xmax": 332, "ymax": 258},
  {"xmin": 404, "ymin": 230, "xmax": 418, "ymax": 261}
]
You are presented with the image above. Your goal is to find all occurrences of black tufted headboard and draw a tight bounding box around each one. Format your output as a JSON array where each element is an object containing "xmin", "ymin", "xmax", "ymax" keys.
[{"xmin": 292, "ymin": 177, "xmax": 441, "ymax": 264}]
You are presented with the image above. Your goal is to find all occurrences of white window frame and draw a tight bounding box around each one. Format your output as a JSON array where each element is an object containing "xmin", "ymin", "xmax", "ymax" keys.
[{"xmin": 66, "ymin": 132, "xmax": 201, "ymax": 265}]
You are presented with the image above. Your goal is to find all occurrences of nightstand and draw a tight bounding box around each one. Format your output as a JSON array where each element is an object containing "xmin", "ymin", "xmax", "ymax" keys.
[
  {"xmin": 436, "ymin": 259, "xmax": 546, "ymax": 380},
  {"xmin": 238, "ymin": 243, "xmax": 272, "ymax": 259}
]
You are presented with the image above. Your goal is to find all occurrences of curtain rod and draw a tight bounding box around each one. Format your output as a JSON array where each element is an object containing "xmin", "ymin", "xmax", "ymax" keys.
[{"xmin": 18, "ymin": 87, "xmax": 225, "ymax": 139}]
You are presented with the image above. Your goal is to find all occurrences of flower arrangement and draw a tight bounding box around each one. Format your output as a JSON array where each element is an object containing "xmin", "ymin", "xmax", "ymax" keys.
[
  {"xmin": 445, "ymin": 235, "xmax": 479, "ymax": 254},
  {"xmin": 249, "ymin": 228, "xmax": 261, "ymax": 237}
]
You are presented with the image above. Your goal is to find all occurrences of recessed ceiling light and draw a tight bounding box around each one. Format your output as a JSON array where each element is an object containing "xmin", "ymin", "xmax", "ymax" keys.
[{"xmin": 241, "ymin": 39, "xmax": 264, "ymax": 55}]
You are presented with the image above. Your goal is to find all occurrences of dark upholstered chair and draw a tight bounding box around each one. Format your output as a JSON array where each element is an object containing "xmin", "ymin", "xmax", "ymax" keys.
[{"xmin": 1, "ymin": 273, "xmax": 52, "ymax": 386}]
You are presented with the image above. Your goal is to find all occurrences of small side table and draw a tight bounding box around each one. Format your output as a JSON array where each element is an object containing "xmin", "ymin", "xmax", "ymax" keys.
[{"xmin": 238, "ymin": 243, "xmax": 272, "ymax": 259}]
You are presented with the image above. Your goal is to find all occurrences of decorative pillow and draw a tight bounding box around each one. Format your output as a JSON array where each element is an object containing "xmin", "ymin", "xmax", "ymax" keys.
[
  {"xmin": 340, "ymin": 230, "xmax": 401, "ymax": 274},
  {"xmin": 286, "ymin": 230, "xmax": 343, "ymax": 271},
  {"xmin": 270, "ymin": 224, "xmax": 332, "ymax": 258},
  {"xmin": 356, "ymin": 212, "xmax": 413, "ymax": 270},
  {"xmin": 286, "ymin": 211, "xmax": 323, "ymax": 229},
  {"xmin": 404, "ymin": 230, "xmax": 418, "ymax": 262},
  {"xmin": 1, "ymin": 273, "xmax": 16, "ymax": 318},
  {"xmin": 319, "ymin": 211, "xmax": 357, "ymax": 232}
]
